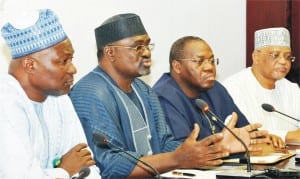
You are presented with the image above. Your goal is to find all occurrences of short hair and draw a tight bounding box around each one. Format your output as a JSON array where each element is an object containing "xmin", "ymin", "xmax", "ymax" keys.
[
  {"xmin": 97, "ymin": 46, "xmax": 104, "ymax": 60},
  {"xmin": 169, "ymin": 36, "xmax": 204, "ymax": 70}
]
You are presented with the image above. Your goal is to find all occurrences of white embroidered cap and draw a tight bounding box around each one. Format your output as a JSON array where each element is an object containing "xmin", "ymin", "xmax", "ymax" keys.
[{"xmin": 254, "ymin": 27, "xmax": 290, "ymax": 50}]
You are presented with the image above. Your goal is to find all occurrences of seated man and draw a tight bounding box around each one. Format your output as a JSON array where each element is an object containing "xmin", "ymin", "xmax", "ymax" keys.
[
  {"xmin": 0, "ymin": 9, "xmax": 100, "ymax": 178},
  {"xmin": 223, "ymin": 27, "xmax": 300, "ymax": 145},
  {"xmin": 70, "ymin": 13, "xmax": 230, "ymax": 178},
  {"xmin": 153, "ymin": 36, "xmax": 277, "ymax": 155}
]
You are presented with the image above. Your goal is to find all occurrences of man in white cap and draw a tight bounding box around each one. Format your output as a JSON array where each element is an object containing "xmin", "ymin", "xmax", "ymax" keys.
[
  {"xmin": 223, "ymin": 27, "xmax": 300, "ymax": 145},
  {"xmin": 0, "ymin": 9, "xmax": 101, "ymax": 178}
]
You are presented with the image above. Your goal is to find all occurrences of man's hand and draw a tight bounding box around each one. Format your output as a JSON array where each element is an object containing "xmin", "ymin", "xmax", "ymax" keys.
[
  {"xmin": 174, "ymin": 124, "xmax": 230, "ymax": 169},
  {"xmin": 59, "ymin": 143, "xmax": 95, "ymax": 176},
  {"xmin": 268, "ymin": 134, "xmax": 285, "ymax": 148},
  {"xmin": 286, "ymin": 128, "xmax": 300, "ymax": 144},
  {"xmin": 221, "ymin": 112, "xmax": 270, "ymax": 153}
]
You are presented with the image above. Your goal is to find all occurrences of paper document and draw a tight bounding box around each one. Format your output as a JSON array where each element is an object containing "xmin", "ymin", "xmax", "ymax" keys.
[
  {"xmin": 161, "ymin": 169, "xmax": 221, "ymax": 179},
  {"xmin": 223, "ymin": 152, "xmax": 295, "ymax": 164},
  {"xmin": 250, "ymin": 152, "xmax": 295, "ymax": 164}
]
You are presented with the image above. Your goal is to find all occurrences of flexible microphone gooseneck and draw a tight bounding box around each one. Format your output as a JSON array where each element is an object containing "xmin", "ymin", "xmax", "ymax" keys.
[
  {"xmin": 195, "ymin": 99, "xmax": 252, "ymax": 173},
  {"xmin": 261, "ymin": 103, "xmax": 300, "ymax": 122},
  {"xmin": 92, "ymin": 132, "xmax": 161, "ymax": 178},
  {"xmin": 72, "ymin": 167, "xmax": 90, "ymax": 179}
]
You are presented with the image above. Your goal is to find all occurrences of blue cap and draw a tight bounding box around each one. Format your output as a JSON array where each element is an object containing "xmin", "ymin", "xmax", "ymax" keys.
[{"xmin": 1, "ymin": 9, "xmax": 67, "ymax": 59}]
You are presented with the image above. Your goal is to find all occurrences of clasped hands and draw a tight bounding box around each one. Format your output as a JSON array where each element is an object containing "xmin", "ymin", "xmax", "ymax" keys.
[{"xmin": 221, "ymin": 112, "xmax": 285, "ymax": 154}]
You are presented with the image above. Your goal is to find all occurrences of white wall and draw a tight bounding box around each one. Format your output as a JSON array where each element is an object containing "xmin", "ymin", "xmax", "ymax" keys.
[{"xmin": 0, "ymin": 0, "xmax": 246, "ymax": 86}]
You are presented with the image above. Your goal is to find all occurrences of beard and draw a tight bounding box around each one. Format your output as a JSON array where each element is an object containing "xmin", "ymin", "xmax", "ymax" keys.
[{"xmin": 137, "ymin": 62, "xmax": 151, "ymax": 76}]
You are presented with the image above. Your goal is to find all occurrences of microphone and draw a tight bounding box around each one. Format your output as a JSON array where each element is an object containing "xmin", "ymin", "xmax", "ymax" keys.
[
  {"xmin": 72, "ymin": 167, "xmax": 90, "ymax": 179},
  {"xmin": 92, "ymin": 132, "xmax": 161, "ymax": 178},
  {"xmin": 195, "ymin": 99, "xmax": 252, "ymax": 172},
  {"xmin": 261, "ymin": 103, "xmax": 300, "ymax": 122}
]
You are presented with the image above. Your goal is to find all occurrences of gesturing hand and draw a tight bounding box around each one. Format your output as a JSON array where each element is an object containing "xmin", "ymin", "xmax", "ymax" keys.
[
  {"xmin": 174, "ymin": 124, "xmax": 230, "ymax": 169},
  {"xmin": 221, "ymin": 112, "xmax": 270, "ymax": 153},
  {"xmin": 59, "ymin": 143, "xmax": 95, "ymax": 176}
]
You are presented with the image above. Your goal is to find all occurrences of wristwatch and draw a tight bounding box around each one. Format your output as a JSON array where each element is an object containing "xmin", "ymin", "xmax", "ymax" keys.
[{"xmin": 52, "ymin": 157, "xmax": 61, "ymax": 168}]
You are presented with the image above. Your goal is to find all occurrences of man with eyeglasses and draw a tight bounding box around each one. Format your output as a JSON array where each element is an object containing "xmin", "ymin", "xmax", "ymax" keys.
[
  {"xmin": 223, "ymin": 27, "xmax": 300, "ymax": 145},
  {"xmin": 70, "ymin": 13, "xmax": 233, "ymax": 178},
  {"xmin": 153, "ymin": 36, "xmax": 271, "ymax": 156}
]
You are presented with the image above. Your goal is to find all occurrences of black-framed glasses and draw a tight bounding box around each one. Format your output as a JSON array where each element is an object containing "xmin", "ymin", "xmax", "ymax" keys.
[
  {"xmin": 258, "ymin": 50, "xmax": 296, "ymax": 62},
  {"xmin": 107, "ymin": 43, "xmax": 155, "ymax": 53},
  {"xmin": 177, "ymin": 56, "xmax": 219, "ymax": 66}
]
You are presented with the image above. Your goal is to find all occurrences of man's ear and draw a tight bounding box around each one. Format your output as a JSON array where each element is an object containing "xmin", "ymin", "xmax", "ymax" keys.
[
  {"xmin": 172, "ymin": 60, "xmax": 182, "ymax": 74},
  {"xmin": 103, "ymin": 46, "xmax": 114, "ymax": 58},
  {"xmin": 22, "ymin": 57, "xmax": 35, "ymax": 73},
  {"xmin": 252, "ymin": 50, "xmax": 259, "ymax": 65},
  {"xmin": 103, "ymin": 46, "xmax": 118, "ymax": 62}
]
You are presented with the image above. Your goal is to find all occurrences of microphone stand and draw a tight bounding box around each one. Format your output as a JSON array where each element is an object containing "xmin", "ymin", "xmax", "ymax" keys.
[
  {"xmin": 207, "ymin": 110, "xmax": 251, "ymax": 172},
  {"xmin": 262, "ymin": 103, "xmax": 300, "ymax": 122},
  {"xmin": 71, "ymin": 167, "xmax": 90, "ymax": 179},
  {"xmin": 107, "ymin": 141, "xmax": 161, "ymax": 178},
  {"xmin": 207, "ymin": 111, "xmax": 267, "ymax": 178},
  {"xmin": 195, "ymin": 99, "xmax": 265, "ymax": 178},
  {"xmin": 274, "ymin": 110, "xmax": 300, "ymax": 122},
  {"xmin": 93, "ymin": 132, "xmax": 161, "ymax": 178}
]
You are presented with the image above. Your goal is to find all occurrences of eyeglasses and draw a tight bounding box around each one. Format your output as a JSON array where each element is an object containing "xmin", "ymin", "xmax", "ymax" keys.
[
  {"xmin": 268, "ymin": 52, "xmax": 296, "ymax": 62},
  {"xmin": 177, "ymin": 56, "xmax": 219, "ymax": 66},
  {"xmin": 107, "ymin": 43, "xmax": 155, "ymax": 53},
  {"xmin": 258, "ymin": 50, "xmax": 296, "ymax": 62}
]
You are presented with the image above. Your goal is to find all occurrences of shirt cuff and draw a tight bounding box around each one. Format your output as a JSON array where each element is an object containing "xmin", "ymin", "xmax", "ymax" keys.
[{"xmin": 45, "ymin": 168, "xmax": 70, "ymax": 179}]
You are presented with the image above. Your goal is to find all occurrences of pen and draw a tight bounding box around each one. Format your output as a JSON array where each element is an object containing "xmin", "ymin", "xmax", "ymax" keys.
[
  {"xmin": 172, "ymin": 171, "xmax": 196, "ymax": 177},
  {"xmin": 223, "ymin": 158, "xmax": 248, "ymax": 164}
]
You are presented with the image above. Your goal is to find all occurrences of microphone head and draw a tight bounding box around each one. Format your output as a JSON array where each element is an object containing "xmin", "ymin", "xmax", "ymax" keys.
[
  {"xmin": 261, "ymin": 103, "xmax": 275, "ymax": 112},
  {"xmin": 78, "ymin": 167, "xmax": 90, "ymax": 178},
  {"xmin": 195, "ymin": 99, "xmax": 209, "ymax": 112},
  {"xmin": 92, "ymin": 132, "xmax": 108, "ymax": 148}
]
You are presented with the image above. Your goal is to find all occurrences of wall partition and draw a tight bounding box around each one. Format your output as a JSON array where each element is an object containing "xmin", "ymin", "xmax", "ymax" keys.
[
  {"xmin": 247, "ymin": 0, "xmax": 300, "ymax": 85},
  {"xmin": 0, "ymin": 0, "xmax": 246, "ymax": 85}
]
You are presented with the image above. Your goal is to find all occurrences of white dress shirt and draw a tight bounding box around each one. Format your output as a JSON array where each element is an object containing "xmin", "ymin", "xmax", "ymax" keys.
[
  {"xmin": 0, "ymin": 74, "xmax": 101, "ymax": 179},
  {"xmin": 222, "ymin": 67, "xmax": 300, "ymax": 140}
]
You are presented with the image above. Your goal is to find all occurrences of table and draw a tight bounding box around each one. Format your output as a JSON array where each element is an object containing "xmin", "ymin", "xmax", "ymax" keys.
[
  {"xmin": 252, "ymin": 145, "xmax": 300, "ymax": 170},
  {"xmin": 162, "ymin": 145, "xmax": 300, "ymax": 179}
]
